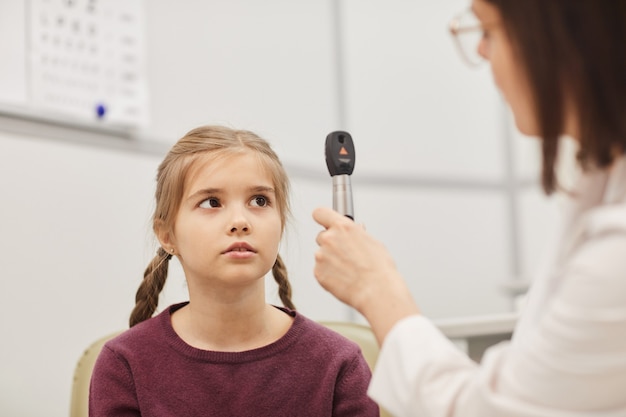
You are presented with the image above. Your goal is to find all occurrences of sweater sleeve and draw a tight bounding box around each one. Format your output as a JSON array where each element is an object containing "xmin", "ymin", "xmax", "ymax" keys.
[
  {"xmin": 89, "ymin": 345, "xmax": 141, "ymax": 417},
  {"xmin": 368, "ymin": 232, "xmax": 626, "ymax": 417},
  {"xmin": 333, "ymin": 349, "xmax": 380, "ymax": 417}
]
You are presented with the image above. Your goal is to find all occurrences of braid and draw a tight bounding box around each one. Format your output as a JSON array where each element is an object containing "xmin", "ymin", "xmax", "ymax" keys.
[
  {"xmin": 129, "ymin": 248, "xmax": 171, "ymax": 327},
  {"xmin": 272, "ymin": 254, "xmax": 295, "ymax": 310}
]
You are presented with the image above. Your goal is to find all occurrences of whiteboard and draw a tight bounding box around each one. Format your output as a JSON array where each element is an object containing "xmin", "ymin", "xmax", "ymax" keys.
[{"xmin": 0, "ymin": 0, "xmax": 148, "ymax": 130}]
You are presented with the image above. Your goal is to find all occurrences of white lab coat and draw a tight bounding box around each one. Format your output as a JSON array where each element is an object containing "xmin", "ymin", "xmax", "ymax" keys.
[{"xmin": 369, "ymin": 156, "xmax": 626, "ymax": 417}]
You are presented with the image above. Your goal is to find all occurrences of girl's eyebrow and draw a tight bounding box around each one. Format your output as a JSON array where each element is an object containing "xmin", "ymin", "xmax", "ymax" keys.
[
  {"xmin": 251, "ymin": 186, "xmax": 276, "ymax": 194},
  {"xmin": 186, "ymin": 188, "xmax": 221, "ymax": 202},
  {"xmin": 186, "ymin": 186, "xmax": 276, "ymax": 201}
]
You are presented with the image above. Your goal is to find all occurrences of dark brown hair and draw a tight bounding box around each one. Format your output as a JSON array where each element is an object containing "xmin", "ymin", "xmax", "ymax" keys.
[
  {"xmin": 129, "ymin": 125, "xmax": 295, "ymax": 327},
  {"xmin": 484, "ymin": 0, "xmax": 626, "ymax": 193}
]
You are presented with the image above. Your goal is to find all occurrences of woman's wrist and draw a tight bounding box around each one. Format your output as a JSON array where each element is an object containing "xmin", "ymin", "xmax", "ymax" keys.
[{"xmin": 356, "ymin": 271, "xmax": 420, "ymax": 344}]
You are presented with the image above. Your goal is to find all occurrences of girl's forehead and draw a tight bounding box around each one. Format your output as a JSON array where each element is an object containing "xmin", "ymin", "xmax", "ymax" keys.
[{"xmin": 185, "ymin": 150, "xmax": 274, "ymax": 188}]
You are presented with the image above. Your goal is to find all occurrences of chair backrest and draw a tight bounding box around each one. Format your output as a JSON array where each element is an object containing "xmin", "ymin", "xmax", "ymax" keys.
[
  {"xmin": 69, "ymin": 331, "xmax": 122, "ymax": 417},
  {"xmin": 70, "ymin": 322, "xmax": 387, "ymax": 417}
]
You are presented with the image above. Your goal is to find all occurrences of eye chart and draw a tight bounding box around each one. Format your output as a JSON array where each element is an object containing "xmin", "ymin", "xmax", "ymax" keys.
[{"xmin": 28, "ymin": 0, "xmax": 148, "ymax": 128}]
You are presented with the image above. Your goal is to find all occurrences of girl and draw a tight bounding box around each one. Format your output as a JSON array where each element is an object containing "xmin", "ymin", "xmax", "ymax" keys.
[
  {"xmin": 89, "ymin": 125, "xmax": 379, "ymax": 416},
  {"xmin": 313, "ymin": 0, "xmax": 626, "ymax": 416}
]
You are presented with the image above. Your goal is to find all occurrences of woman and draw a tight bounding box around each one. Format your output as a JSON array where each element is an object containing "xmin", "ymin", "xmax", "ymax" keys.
[{"xmin": 313, "ymin": 1, "xmax": 626, "ymax": 416}]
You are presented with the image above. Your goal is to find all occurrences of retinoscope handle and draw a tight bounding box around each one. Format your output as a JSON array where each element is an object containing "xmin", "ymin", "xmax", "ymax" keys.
[{"xmin": 325, "ymin": 131, "xmax": 355, "ymax": 220}]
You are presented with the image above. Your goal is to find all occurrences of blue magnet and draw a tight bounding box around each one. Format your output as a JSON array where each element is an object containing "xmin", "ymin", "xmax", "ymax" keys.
[{"xmin": 95, "ymin": 103, "xmax": 107, "ymax": 119}]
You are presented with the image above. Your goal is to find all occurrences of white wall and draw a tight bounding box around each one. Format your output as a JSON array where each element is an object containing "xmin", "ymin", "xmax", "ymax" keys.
[
  {"xmin": 0, "ymin": 1, "xmax": 560, "ymax": 416},
  {"xmin": 0, "ymin": 131, "xmax": 159, "ymax": 417}
]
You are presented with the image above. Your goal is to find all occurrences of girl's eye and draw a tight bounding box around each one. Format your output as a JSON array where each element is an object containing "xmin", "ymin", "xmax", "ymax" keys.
[
  {"xmin": 199, "ymin": 198, "xmax": 220, "ymax": 208},
  {"xmin": 250, "ymin": 195, "xmax": 268, "ymax": 207}
]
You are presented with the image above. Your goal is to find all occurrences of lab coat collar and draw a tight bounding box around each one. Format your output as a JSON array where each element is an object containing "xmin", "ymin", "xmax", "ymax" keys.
[
  {"xmin": 559, "ymin": 154, "xmax": 626, "ymax": 263},
  {"xmin": 603, "ymin": 154, "xmax": 626, "ymax": 205}
]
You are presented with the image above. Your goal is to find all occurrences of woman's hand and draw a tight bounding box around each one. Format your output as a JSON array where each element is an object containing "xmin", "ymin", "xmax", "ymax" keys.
[{"xmin": 313, "ymin": 207, "xmax": 420, "ymax": 343}]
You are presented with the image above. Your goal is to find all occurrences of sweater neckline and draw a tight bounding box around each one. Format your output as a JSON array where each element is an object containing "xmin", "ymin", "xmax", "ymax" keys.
[{"xmin": 159, "ymin": 302, "xmax": 304, "ymax": 363}]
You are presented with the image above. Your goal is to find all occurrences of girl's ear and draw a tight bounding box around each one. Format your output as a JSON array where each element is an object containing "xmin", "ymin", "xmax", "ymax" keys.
[{"xmin": 154, "ymin": 219, "xmax": 175, "ymax": 249}]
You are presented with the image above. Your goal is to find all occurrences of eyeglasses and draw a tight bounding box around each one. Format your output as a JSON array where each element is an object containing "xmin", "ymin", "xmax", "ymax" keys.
[{"xmin": 448, "ymin": 10, "xmax": 494, "ymax": 67}]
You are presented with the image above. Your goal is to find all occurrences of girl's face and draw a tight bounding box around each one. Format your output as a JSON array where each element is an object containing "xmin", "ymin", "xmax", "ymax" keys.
[
  {"xmin": 162, "ymin": 150, "xmax": 282, "ymax": 289},
  {"xmin": 472, "ymin": 0, "xmax": 539, "ymax": 136}
]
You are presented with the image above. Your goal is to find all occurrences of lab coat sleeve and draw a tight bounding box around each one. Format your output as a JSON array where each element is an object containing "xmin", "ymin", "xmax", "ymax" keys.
[
  {"xmin": 368, "ymin": 232, "xmax": 626, "ymax": 417},
  {"xmin": 368, "ymin": 315, "xmax": 479, "ymax": 417}
]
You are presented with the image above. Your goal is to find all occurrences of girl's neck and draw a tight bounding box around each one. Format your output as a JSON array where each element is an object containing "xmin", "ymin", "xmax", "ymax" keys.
[{"xmin": 171, "ymin": 292, "xmax": 293, "ymax": 352}]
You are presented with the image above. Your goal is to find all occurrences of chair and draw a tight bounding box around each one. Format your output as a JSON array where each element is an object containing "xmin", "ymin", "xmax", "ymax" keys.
[
  {"xmin": 70, "ymin": 331, "xmax": 122, "ymax": 417},
  {"xmin": 70, "ymin": 322, "xmax": 388, "ymax": 417}
]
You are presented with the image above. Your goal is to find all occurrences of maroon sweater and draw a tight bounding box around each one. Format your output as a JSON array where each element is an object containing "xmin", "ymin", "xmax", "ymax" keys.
[{"xmin": 89, "ymin": 303, "xmax": 379, "ymax": 416}]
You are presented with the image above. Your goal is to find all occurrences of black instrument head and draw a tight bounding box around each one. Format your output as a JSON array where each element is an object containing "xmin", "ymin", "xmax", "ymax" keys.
[{"xmin": 324, "ymin": 131, "xmax": 355, "ymax": 176}]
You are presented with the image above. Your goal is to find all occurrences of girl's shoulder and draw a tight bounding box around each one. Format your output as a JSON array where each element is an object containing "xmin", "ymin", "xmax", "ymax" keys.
[
  {"xmin": 101, "ymin": 303, "xmax": 180, "ymax": 356},
  {"xmin": 286, "ymin": 309, "xmax": 368, "ymax": 357}
]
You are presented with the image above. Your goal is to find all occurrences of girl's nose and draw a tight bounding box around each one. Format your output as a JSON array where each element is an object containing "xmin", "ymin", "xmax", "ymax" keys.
[
  {"xmin": 230, "ymin": 224, "xmax": 249, "ymax": 233},
  {"xmin": 228, "ymin": 210, "xmax": 251, "ymax": 234}
]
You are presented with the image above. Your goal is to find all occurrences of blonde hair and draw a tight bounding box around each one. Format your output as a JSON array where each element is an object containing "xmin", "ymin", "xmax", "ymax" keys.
[{"xmin": 129, "ymin": 125, "xmax": 294, "ymax": 327}]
